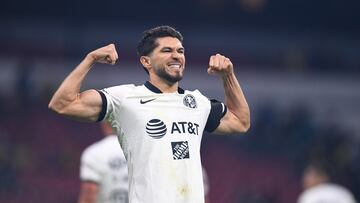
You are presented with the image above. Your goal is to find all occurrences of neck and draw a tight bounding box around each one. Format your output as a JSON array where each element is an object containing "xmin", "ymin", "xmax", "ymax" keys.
[{"xmin": 149, "ymin": 77, "xmax": 179, "ymax": 93}]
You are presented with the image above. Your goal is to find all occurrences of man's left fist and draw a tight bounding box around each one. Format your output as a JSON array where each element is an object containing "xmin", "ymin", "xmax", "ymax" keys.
[{"xmin": 208, "ymin": 54, "xmax": 233, "ymax": 76}]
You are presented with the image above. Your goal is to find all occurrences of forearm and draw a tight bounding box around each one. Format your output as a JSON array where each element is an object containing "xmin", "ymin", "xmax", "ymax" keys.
[
  {"xmin": 77, "ymin": 182, "xmax": 98, "ymax": 203},
  {"xmin": 48, "ymin": 55, "xmax": 94, "ymax": 112},
  {"xmin": 222, "ymin": 72, "xmax": 250, "ymax": 130},
  {"xmin": 78, "ymin": 193, "xmax": 97, "ymax": 203}
]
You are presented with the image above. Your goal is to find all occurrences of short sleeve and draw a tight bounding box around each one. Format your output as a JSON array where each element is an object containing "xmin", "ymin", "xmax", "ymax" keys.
[
  {"xmin": 79, "ymin": 150, "xmax": 101, "ymax": 183},
  {"xmin": 204, "ymin": 99, "xmax": 227, "ymax": 132},
  {"xmin": 96, "ymin": 85, "xmax": 134, "ymax": 122}
]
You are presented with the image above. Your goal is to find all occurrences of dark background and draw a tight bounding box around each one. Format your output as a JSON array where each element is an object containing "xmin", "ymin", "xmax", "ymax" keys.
[{"xmin": 1, "ymin": 0, "xmax": 360, "ymax": 202}]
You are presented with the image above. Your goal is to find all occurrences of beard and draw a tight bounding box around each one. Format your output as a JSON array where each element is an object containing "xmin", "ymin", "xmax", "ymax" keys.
[{"xmin": 154, "ymin": 66, "xmax": 183, "ymax": 84}]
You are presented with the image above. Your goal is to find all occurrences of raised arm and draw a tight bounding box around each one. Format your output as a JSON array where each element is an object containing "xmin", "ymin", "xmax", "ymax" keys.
[
  {"xmin": 48, "ymin": 44, "xmax": 118, "ymax": 122},
  {"xmin": 208, "ymin": 54, "xmax": 250, "ymax": 134}
]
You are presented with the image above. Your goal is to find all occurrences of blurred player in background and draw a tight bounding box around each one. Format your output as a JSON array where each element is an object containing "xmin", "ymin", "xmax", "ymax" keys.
[
  {"xmin": 78, "ymin": 122, "xmax": 128, "ymax": 203},
  {"xmin": 49, "ymin": 25, "xmax": 250, "ymax": 203},
  {"xmin": 297, "ymin": 161, "xmax": 357, "ymax": 203}
]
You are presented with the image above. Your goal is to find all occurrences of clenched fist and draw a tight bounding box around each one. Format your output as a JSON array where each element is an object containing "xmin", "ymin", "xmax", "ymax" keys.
[
  {"xmin": 208, "ymin": 54, "xmax": 233, "ymax": 77},
  {"xmin": 87, "ymin": 44, "xmax": 118, "ymax": 65}
]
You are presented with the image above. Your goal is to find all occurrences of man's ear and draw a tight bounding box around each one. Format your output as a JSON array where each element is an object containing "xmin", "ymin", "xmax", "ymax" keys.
[{"xmin": 140, "ymin": 56, "xmax": 151, "ymax": 71}]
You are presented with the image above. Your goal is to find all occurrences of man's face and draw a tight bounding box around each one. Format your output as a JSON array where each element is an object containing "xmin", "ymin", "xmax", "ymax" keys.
[
  {"xmin": 302, "ymin": 166, "xmax": 328, "ymax": 189},
  {"xmin": 148, "ymin": 37, "xmax": 185, "ymax": 84}
]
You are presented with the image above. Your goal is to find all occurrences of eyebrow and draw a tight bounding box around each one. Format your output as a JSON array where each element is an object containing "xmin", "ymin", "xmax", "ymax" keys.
[{"xmin": 161, "ymin": 47, "xmax": 185, "ymax": 51}]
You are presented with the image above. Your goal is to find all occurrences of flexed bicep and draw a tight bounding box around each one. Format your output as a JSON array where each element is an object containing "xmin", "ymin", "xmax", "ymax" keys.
[
  {"xmin": 213, "ymin": 110, "xmax": 249, "ymax": 135},
  {"xmin": 206, "ymin": 53, "xmax": 250, "ymax": 135},
  {"xmin": 51, "ymin": 89, "xmax": 104, "ymax": 122},
  {"xmin": 48, "ymin": 43, "xmax": 118, "ymax": 122}
]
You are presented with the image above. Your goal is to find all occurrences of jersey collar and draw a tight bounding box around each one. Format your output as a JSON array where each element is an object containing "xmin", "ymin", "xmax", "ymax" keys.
[{"xmin": 145, "ymin": 81, "xmax": 185, "ymax": 94}]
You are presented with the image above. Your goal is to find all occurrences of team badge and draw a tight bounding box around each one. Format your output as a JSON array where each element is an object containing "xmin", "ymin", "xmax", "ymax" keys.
[{"xmin": 183, "ymin": 94, "xmax": 197, "ymax": 109}]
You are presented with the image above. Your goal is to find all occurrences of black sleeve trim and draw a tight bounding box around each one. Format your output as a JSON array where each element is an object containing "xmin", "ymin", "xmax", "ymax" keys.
[
  {"xmin": 221, "ymin": 103, "xmax": 228, "ymax": 117},
  {"xmin": 96, "ymin": 90, "xmax": 107, "ymax": 122},
  {"xmin": 205, "ymin": 99, "xmax": 227, "ymax": 133}
]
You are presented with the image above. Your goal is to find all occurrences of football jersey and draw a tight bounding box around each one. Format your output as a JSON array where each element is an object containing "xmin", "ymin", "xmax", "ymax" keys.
[
  {"xmin": 80, "ymin": 135, "xmax": 129, "ymax": 203},
  {"xmin": 297, "ymin": 183, "xmax": 357, "ymax": 203},
  {"xmin": 202, "ymin": 167, "xmax": 209, "ymax": 197},
  {"xmin": 97, "ymin": 81, "xmax": 226, "ymax": 203}
]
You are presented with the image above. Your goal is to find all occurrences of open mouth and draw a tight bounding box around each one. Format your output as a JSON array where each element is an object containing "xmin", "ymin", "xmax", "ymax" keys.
[{"xmin": 167, "ymin": 62, "xmax": 182, "ymax": 69}]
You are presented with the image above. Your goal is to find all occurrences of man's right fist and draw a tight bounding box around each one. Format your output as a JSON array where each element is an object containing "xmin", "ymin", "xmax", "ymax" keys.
[{"xmin": 87, "ymin": 44, "xmax": 118, "ymax": 65}]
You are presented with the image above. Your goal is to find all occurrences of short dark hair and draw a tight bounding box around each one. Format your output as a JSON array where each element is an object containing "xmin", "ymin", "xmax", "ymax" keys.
[
  {"xmin": 305, "ymin": 159, "xmax": 333, "ymax": 181},
  {"xmin": 136, "ymin": 25, "xmax": 183, "ymax": 57}
]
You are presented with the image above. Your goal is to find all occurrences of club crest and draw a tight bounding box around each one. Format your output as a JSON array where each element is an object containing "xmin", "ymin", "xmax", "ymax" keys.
[{"xmin": 183, "ymin": 94, "xmax": 197, "ymax": 109}]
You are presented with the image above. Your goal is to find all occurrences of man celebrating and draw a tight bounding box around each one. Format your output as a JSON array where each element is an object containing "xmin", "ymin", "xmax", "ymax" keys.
[{"xmin": 49, "ymin": 25, "xmax": 250, "ymax": 203}]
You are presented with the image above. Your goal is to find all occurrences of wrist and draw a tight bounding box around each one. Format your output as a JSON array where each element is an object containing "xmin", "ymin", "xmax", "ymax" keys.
[{"xmin": 221, "ymin": 70, "xmax": 234, "ymax": 79}]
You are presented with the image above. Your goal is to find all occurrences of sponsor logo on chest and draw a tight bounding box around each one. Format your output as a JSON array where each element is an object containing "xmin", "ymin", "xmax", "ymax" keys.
[
  {"xmin": 171, "ymin": 121, "xmax": 199, "ymax": 135},
  {"xmin": 146, "ymin": 119, "xmax": 199, "ymax": 139}
]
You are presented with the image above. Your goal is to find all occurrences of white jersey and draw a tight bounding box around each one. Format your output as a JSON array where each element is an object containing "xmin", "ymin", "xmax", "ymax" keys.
[
  {"xmin": 202, "ymin": 167, "xmax": 209, "ymax": 197},
  {"xmin": 80, "ymin": 135, "xmax": 129, "ymax": 203},
  {"xmin": 98, "ymin": 82, "xmax": 226, "ymax": 203},
  {"xmin": 297, "ymin": 183, "xmax": 357, "ymax": 203}
]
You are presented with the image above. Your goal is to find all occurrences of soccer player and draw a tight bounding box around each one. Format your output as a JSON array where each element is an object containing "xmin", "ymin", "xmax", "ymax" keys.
[
  {"xmin": 297, "ymin": 162, "xmax": 357, "ymax": 203},
  {"xmin": 49, "ymin": 25, "xmax": 250, "ymax": 203},
  {"xmin": 78, "ymin": 121, "xmax": 128, "ymax": 203}
]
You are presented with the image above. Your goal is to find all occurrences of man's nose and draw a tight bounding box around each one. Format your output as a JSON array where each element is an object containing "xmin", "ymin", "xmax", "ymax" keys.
[{"xmin": 171, "ymin": 52, "xmax": 181, "ymax": 59}]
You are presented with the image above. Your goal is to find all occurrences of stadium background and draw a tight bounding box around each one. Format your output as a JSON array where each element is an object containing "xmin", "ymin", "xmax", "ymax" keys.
[{"xmin": 1, "ymin": 0, "xmax": 360, "ymax": 202}]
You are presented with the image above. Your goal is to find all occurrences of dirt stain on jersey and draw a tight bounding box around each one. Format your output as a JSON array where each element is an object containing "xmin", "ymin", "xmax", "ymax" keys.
[{"xmin": 178, "ymin": 185, "xmax": 189, "ymax": 200}]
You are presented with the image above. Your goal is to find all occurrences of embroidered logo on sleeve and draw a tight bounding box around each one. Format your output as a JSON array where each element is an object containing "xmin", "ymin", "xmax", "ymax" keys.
[{"xmin": 171, "ymin": 141, "xmax": 190, "ymax": 160}]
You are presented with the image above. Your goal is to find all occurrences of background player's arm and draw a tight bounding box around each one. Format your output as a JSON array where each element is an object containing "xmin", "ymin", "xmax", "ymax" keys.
[
  {"xmin": 208, "ymin": 54, "xmax": 250, "ymax": 134},
  {"xmin": 48, "ymin": 44, "xmax": 118, "ymax": 122},
  {"xmin": 77, "ymin": 181, "xmax": 99, "ymax": 203}
]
